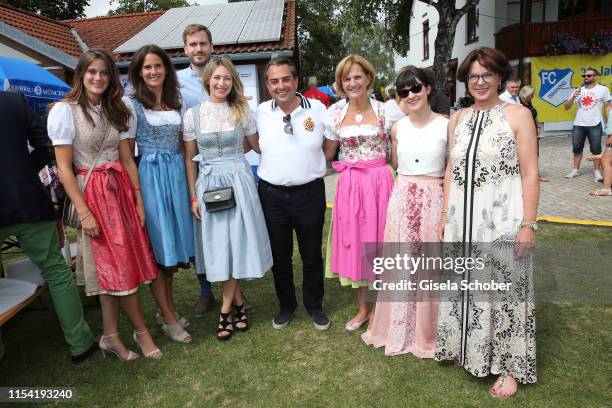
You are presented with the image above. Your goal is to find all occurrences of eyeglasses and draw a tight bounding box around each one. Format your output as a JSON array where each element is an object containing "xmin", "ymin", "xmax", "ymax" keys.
[
  {"xmin": 397, "ymin": 83, "xmax": 424, "ymax": 99},
  {"xmin": 582, "ymin": 74, "xmax": 596, "ymax": 78},
  {"xmin": 467, "ymin": 72, "xmax": 496, "ymax": 84},
  {"xmin": 283, "ymin": 114, "xmax": 293, "ymax": 135}
]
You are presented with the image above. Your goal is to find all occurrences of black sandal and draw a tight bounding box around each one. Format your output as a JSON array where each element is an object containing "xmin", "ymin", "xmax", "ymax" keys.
[
  {"xmin": 217, "ymin": 311, "xmax": 233, "ymax": 341},
  {"xmin": 232, "ymin": 303, "xmax": 249, "ymax": 332}
]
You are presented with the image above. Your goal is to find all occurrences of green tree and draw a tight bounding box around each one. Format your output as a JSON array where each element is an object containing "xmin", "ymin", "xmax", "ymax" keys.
[
  {"xmin": 3, "ymin": 0, "xmax": 89, "ymax": 20},
  {"xmin": 297, "ymin": 0, "xmax": 395, "ymax": 90},
  {"xmin": 346, "ymin": 0, "xmax": 479, "ymax": 90},
  {"xmin": 108, "ymin": 0, "xmax": 191, "ymax": 15}
]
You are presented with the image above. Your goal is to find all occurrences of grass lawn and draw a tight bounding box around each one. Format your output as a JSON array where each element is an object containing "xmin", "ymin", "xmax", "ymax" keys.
[{"xmin": 1, "ymin": 213, "xmax": 611, "ymax": 407}]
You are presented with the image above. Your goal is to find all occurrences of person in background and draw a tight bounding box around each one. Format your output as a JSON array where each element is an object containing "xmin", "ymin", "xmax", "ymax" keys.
[
  {"xmin": 49, "ymin": 49, "xmax": 162, "ymax": 361},
  {"xmin": 324, "ymin": 55, "xmax": 393, "ymax": 332},
  {"xmin": 563, "ymin": 67, "xmax": 611, "ymax": 181},
  {"xmin": 176, "ymin": 23, "xmax": 217, "ymax": 316},
  {"xmin": 303, "ymin": 76, "xmax": 330, "ymax": 107},
  {"xmin": 436, "ymin": 47, "xmax": 539, "ymax": 398},
  {"xmin": 587, "ymin": 108, "xmax": 612, "ymax": 196},
  {"xmin": 184, "ymin": 57, "xmax": 272, "ymax": 341},
  {"xmin": 256, "ymin": 57, "xmax": 335, "ymax": 331},
  {"xmin": 124, "ymin": 44, "xmax": 193, "ymax": 343},
  {"xmin": 362, "ymin": 66, "xmax": 447, "ymax": 358},
  {"xmin": 499, "ymin": 77, "xmax": 521, "ymax": 104},
  {"xmin": 0, "ymin": 91, "xmax": 96, "ymax": 364},
  {"xmin": 519, "ymin": 85, "xmax": 548, "ymax": 182}
]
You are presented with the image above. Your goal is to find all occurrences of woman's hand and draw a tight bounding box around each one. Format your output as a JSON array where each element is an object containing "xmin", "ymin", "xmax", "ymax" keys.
[
  {"xmin": 437, "ymin": 215, "xmax": 446, "ymax": 241},
  {"xmin": 514, "ymin": 226, "xmax": 536, "ymax": 259},
  {"xmin": 135, "ymin": 201, "xmax": 146, "ymax": 227},
  {"xmin": 191, "ymin": 199, "xmax": 201, "ymax": 220},
  {"xmin": 80, "ymin": 211, "xmax": 100, "ymax": 238}
]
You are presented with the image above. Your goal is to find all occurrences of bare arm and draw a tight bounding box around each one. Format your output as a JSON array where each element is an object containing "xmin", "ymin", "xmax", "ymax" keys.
[
  {"xmin": 323, "ymin": 139, "xmax": 339, "ymax": 161},
  {"xmin": 390, "ymin": 122, "xmax": 399, "ymax": 170},
  {"xmin": 245, "ymin": 132, "xmax": 261, "ymax": 154},
  {"xmin": 119, "ymin": 139, "xmax": 145, "ymax": 227},
  {"xmin": 184, "ymin": 139, "xmax": 201, "ymax": 220},
  {"xmin": 564, "ymin": 88, "xmax": 580, "ymax": 110}
]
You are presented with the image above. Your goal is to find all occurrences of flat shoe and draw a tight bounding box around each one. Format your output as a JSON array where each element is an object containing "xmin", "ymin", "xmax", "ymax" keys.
[{"xmin": 345, "ymin": 314, "xmax": 370, "ymax": 331}]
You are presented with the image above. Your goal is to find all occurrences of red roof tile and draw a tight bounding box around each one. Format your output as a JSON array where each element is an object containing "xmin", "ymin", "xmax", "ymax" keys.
[
  {"xmin": 0, "ymin": 4, "xmax": 81, "ymax": 57},
  {"xmin": 66, "ymin": 11, "xmax": 165, "ymax": 55}
]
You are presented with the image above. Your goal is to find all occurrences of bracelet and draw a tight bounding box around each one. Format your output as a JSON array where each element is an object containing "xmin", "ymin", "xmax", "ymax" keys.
[
  {"xmin": 132, "ymin": 185, "xmax": 141, "ymax": 191},
  {"xmin": 190, "ymin": 196, "xmax": 198, "ymax": 204},
  {"xmin": 80, "ymin": 212, "xmax": 93, "ymax": 222},
  {"xmin": 441, "ymin": 209, "xmax": 448, "ymax": 214}
]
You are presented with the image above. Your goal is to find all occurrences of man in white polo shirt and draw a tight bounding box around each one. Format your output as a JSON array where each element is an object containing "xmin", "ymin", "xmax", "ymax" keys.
[
  {"xmin": 257, "ymin": 57, "xmax": 337, "ymax": 330},
  {"xmin": 499, "ymin": 78, "xmax": 521, "ymax": 105}
]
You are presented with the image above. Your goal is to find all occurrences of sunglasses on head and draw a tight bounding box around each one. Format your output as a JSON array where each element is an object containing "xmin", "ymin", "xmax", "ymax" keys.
[
  {"xmin": 397, "ymin": 83, "xmax": 424, "ymax": 99},
  {"xmin": 283, "ymin": 114, "xmax": 293, "ymax": 135}
]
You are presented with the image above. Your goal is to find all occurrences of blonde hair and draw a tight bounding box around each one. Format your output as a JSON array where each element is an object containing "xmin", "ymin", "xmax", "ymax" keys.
[
  {"xmin": 519, "ymin": 85, "xmax": 535, "ymax": 100},
  {"xmin": 335, "ymin": 55, "xmax": 376, "ymax": 95},
  {"xmin": 202, "ymin": 57, "xmax": 249, "ymax": 126}
]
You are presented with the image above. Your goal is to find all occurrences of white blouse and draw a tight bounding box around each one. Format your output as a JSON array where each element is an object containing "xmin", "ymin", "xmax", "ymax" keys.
[
  {"xmin": 396, "ymin": 115, "xmax": 448, "ymax": 177},
  {"xmin": 47, "ymin": 102, "xmax": 132, "ymax": 145},
  {"xmin": 122, "ymin": 96, "xmax": 182, "ymax": 139},
  {"xmin": 182, "ymin": 101, "xmax": 257, "ymax": 142}
]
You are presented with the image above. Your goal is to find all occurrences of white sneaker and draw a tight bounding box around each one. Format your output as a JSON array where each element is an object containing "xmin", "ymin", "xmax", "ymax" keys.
[
  {"xmin": 565, "ymin": 169, "xmax": 579, "ymax": 178},
  {"xmin": 594, "ymin": 170, "xmax": 603, "ymax": 182}
]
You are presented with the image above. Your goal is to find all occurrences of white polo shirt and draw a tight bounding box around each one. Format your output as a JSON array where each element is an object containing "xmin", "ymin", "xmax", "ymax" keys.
[{"xmin": 256, "ymin": 93, "xmax": 329, "ymax": 186}]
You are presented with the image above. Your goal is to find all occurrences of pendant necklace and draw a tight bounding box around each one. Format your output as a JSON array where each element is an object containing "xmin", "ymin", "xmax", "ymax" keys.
[{"xmin": 353, "ymin": 103, "xmax": 367, "ymax": 123}]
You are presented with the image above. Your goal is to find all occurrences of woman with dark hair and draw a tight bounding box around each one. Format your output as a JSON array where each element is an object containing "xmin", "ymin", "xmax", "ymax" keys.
[
  {"xmin": 435, "ymin": 47, "xmax": 539, "ymax": 397},
  {"xmin": 519, "ymin": 85, "xmax": 548, "ymax": 182},
  {"xmin": 48, "ymin": 49, "xmax": 162, "ymax": 360},
  {"xmin": 184, "ymin": 57, "xmax": 272, "ymax": 341},
  {"xmin": 125, "ymin": 44, "xmax": 193, "ymax": 343},
  {"xmin": 362, "ymin": 66, "xmax": 447, "ymax": 358}
]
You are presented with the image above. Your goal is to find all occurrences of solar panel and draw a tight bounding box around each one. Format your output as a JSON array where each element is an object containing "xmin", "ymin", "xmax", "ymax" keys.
[{"xmin": 114, "ymin": 0, "xmax": 285, "ymax": 53}]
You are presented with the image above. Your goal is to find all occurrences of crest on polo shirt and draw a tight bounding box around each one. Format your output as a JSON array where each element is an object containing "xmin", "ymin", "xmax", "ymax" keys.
[{"xmin": 303, "ymin": 117, "xmax": 315, "ymax": 132}]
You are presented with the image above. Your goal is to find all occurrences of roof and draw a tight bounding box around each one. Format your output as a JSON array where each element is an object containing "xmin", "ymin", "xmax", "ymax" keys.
[
  {"xmin": 66, "ymin": 11, "xmax": 165, "ymax": 54},
  {"xmin": 0, "ymin": 4, "xmax": 81, "ymax": 57},
  {"xmin": 114, "ymin": 0, "xmax": 296, "ymax": 61}
]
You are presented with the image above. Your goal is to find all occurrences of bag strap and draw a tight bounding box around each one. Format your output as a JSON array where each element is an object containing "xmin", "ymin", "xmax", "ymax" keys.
[{"xmin": 80, "ymin": 121, "xmax": 113, "ymax": 193}]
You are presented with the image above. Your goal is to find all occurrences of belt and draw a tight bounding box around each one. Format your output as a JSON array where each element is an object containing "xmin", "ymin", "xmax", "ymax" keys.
[{"xmin": 260, "ymin": 178, "xmax": 323, "ymax": 191}]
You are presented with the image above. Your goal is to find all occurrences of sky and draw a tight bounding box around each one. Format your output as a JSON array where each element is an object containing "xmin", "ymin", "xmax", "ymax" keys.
[{"xmin": 84, "ymin": 0, "xmax": 228, "ymax": 18}]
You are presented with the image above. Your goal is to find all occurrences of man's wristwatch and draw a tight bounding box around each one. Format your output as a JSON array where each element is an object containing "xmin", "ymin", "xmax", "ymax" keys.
[{"xmin": 520, "ymin": 221, "xmax": 538, "ymax": 231}]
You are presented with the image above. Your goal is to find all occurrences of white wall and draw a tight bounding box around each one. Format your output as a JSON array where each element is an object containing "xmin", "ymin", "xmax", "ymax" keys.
[{"xmin": 0, "ymin": 42, "xmax": 40, "ymax": 64}]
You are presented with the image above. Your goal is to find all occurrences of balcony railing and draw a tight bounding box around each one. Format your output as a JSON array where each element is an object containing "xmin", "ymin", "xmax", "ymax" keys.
[{"xmin": 494, "ymin": 17, "xmax": 612, "ymax": 60}]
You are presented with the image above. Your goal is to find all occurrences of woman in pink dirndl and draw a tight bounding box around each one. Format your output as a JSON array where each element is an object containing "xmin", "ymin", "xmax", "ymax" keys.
[
  {"xmin": 362, "ymin": 66, "xmax": 447, "ymax": 357},
  {"xmin": 50, "ymin": 49, "xmax": 161, "ymax": 361},
  {"xmin": 324, "ymin": 55, "xmax": 393, "ymax": 331}
]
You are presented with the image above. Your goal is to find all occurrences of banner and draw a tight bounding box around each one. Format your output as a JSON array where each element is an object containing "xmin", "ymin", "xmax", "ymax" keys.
[{"xmin": 531, "ymin": 54, "xmax": 611, "ymax": 123}]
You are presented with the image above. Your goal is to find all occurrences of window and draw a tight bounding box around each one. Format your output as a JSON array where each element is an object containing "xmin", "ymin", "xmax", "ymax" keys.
[
  {"xmin": 466, "ymin": 5, "xmax": 478, "ymax": 43},
  {"xmin": 423, "ymin": 20, "xmax": 429, "ymax": 60}
]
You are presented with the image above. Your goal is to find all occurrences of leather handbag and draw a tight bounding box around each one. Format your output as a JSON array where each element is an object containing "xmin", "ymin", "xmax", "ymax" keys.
[
  {"xmin": 62, "ymin": 124, "xmax": 112, "ymax": 228},
  {"xmin": 202, "ymin": 186, "xmax": 235, "ymax": 213}
]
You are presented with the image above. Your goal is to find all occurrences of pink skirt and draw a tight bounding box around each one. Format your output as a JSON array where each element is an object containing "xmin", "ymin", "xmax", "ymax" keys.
[
  {"xmin": 330, "ymin": 158, "xmax": 393, "ymax": 283},
  {"xmin": 362, "ymin": 175, "xmax": 443, "ymax": 357},
  {"xmin": 77, "ymin": 161, "xmax": 158, "ymax": 294}
]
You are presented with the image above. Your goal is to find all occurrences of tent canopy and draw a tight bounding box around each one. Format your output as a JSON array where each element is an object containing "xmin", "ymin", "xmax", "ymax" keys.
[{"xmin": 0, "ymin": 56, "xmax": 70, "ymax": 104}]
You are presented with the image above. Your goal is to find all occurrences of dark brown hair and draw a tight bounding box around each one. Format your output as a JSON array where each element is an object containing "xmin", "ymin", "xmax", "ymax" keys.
[
  {"xmin": 182, "ymin": 24, "xmax": 212, "ymax": 44},
  {"xmin": 264, "ymin": 57, "xmax": 298, "ymax": 81},
  {"xmin": 457, "ymin": 47, "xmax": 512, "ymax": 86},
  {"xmin": 64, "ymin": 49, "xmax": 130, "ymax": 132},
  {"xmin": 128, "ymin": 45, "xmax": 181, "ymax": 111}
]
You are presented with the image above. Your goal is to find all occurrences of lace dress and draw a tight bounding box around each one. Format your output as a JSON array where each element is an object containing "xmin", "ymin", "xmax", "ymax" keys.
[{"xmin": 183, "ymin": 101, "xmax": 272, "ymax": 282}]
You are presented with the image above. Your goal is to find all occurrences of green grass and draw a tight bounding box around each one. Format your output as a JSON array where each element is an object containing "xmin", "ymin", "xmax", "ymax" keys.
[{"xmin": 1, "ymin": 214, "xmax": 611, "ymax": 407}]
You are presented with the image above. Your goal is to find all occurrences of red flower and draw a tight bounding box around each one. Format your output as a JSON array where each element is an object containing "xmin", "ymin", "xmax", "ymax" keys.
[{"xmin": 347, "ymin": 137, "xmax": 357, "ymax": 147}]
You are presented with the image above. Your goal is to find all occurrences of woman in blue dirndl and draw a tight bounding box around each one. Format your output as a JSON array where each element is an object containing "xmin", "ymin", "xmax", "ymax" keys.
[{"xmin": 125, "ymin": 45, "xmax": 193, "ymax": 343}]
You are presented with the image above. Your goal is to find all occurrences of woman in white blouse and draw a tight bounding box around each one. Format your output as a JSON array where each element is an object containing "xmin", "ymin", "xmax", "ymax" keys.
[
  {"xmin": 48, "ymin": 49, "xmax": 162, "ymax": 360},
  {"xmin": 124, "ymin": 45, "xmax": 193, "ymax": 343},
  {"xmin": 183, "ymin": 57, "xmax": 272, "ymax": 341},
  {"xmin": 362, "ymin": 66, "xmax": 448, "ymax": 358}
]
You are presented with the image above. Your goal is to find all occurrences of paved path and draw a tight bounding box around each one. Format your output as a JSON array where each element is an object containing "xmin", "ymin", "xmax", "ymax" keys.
[{"xmin": 324, "ymin": 134, "xmax": 611, "ymax": 223}]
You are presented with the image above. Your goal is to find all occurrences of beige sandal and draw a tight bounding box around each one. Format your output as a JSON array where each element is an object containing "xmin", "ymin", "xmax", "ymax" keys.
[{"xmin": 590, "ymin": 189, "xmax": 612, "ymax": 196}]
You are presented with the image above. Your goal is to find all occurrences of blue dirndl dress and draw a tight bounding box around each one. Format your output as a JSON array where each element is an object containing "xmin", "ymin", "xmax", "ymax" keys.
[{"xmin": 131, "ymin": 97, "xmax": 194, "ymax": 270}]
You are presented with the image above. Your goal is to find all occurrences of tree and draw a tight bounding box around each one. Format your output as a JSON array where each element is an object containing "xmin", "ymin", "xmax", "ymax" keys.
[
  {"xmin": 4, "ymin": 0, "xmax": 89, "ymax": 20},
  {"xmin": 297, "ymin": 0, "xmax": 396, "ymax": 90},
  {"xmin": 346, "ymin": 0, "xmax": 479, "ymax": 90},
  {"xmin": 108, "ymin": 0, "xmax": 191, "ymax": 15}
]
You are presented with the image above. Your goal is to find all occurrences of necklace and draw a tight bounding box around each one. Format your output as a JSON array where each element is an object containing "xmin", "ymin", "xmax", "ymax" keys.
[{"xmin": 351, "ymin": 103, "xmax": 368, "ymax": 123}]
